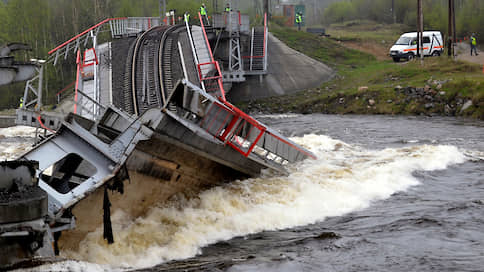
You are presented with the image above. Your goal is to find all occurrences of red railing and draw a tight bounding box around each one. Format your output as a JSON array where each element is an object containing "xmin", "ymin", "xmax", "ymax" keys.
[
  {"xmin": 200, "ymin": 102, "xmax": 266, "ymax": 157},
  {"xmin": 37, "ymin": 115, "xmax": 56, "ymax": 133},
  {"xmin": 56, "ymin": 81, "xmax": 76, "ymax": 103},
  {"xmin": 48, "ymin": 17, "xmax": 127, "ymax": 55},
  {"xmin": 198, "ymin": 12, "xmax": 226, "ymax": 101}
]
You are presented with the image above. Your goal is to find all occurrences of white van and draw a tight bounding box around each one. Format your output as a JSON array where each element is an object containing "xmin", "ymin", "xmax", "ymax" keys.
[{"xmin": 389, "ymin": 31, "xmax": 444, "ymax": 62}]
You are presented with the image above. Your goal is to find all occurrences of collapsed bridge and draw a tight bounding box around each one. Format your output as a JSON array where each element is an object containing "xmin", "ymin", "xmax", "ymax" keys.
[{"xmin": 4, "ymin": 13, "xmax": 317, "ymax": 266}]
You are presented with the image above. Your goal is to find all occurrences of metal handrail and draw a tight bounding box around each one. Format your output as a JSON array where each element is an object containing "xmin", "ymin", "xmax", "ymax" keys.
[
  {"xmin": 184, "ymin": 16, "xmax": 208, "ymax": 94},
  {"xmin": 198, "ymin": 12, "xmax": 226, "ymax": 101}
]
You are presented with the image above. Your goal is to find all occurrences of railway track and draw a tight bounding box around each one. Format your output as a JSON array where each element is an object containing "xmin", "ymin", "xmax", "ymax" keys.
[{"xmin": 123, "ymin": 24, "xmax": 189, "ymax": 116}]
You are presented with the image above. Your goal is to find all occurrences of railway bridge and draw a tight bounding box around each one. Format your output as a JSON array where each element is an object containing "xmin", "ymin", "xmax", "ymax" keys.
[{"xmin": 1, "ymin": 12, "xmax": 321, "ymax": 264}]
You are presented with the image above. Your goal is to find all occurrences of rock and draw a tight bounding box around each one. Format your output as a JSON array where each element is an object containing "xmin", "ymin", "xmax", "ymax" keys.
[
  {"xmin": 424, "ymin": 95, "xmax": 434, "ymax": 101},
  {"xmin": 436, "ymin": 84, "xmax": 442, "ymax": 90},
  {"xmin": 338, "ymin": 97, "xmax": 345, "ymax": 104},
  {"xmin": 394, "ymin": 85, "xmax": 403, "ymax": 91},
  {"xmin": 460, "ymin": 100, "xmax": 473, "ymax": 112},
  {"xmin": 425, "ymin": 103, "xmax": 434, "ymax": 109},
  {"xmin": 444, "ymin": 104, "xmax": 452, "ymax": 115},
  {"xmin": 424, "ymin": 85, "xmax": 431, "ymax": 92},
  {"xmin": 439, "ymin": 91, "xmax": 446, "ymax": 96},
  {"xmin": 358, "ymin": 86, "xmax": 369, "ymax": 91},
  {"xmin": 387, "ymin": 99, "xmax": 393, "ymax": 103},
  {"xmin": 368, "ymin": 99, "xmax": 376, "ymax": 106}
]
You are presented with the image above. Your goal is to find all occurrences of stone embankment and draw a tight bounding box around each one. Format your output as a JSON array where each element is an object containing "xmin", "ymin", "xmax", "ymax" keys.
[
  {"xmin": 392, "ymin": 79, "xmax": 475, "ymax": 117},
  {"xmin": 239, "ymin": 78, "xmax": 482, "ymax": 119}
]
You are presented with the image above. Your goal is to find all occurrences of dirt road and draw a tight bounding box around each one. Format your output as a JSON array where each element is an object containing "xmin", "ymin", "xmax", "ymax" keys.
[
  {"xmin": 342, "ymin": 40, "xmax": 484, "ymax": 67},
  {"xmin": 455, "ymin": 42, "xmax": 484, "ymax": 66}
]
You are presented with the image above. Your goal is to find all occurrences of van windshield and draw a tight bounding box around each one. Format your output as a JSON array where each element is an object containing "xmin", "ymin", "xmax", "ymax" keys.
[{"xmin": 395, "ymin": 37, "xmax": 413, "ymax": 45}]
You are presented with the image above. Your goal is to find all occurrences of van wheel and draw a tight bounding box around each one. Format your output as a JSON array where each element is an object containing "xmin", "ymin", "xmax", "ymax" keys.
[
  {"xmin": 431, "ymin": 51, "xmax": 441, "ymax": 57},
  {"xmin": 407, "ymin": 53, "xmax": 415, "ymax": 61},
  {"xmin": 392, "ymin": 57, "xmax": 400, "ymax": 62}
]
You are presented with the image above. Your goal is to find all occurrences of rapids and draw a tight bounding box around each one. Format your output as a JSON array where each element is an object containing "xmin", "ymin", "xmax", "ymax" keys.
[{"xmin": 4, "ymin": 114, "xmax": 483, "ymax": 272}]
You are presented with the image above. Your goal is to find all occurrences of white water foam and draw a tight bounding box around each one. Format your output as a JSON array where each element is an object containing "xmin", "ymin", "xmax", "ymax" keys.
[
  {"xmin": 57, "ymin": 134, "xmax": 466, "ymax": 269},
  {"xmin": 0, "ymin": 126, "xmax": 36, "ymax": 160}
]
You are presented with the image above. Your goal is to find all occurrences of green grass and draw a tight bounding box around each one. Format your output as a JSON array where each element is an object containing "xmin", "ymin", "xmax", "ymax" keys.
[
  {"xmin": 270, "ymin": 24, "xmax": 377, "ymax": 71},
  {"xmin": 327, "ymin": 20, "xmax": 407, "ymax": 45}
]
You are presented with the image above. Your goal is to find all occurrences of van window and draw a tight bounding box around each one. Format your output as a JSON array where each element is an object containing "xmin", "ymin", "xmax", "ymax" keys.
[
  {"xmin": 396, "ymin": 36, "xmax": 412, "ymax": 45},
  {"xmin": 423, "ymin": 37, "xmax": 431, "ymax": 43}
]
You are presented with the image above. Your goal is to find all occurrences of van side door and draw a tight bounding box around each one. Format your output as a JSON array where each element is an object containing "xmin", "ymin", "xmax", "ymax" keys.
[{"xmin": 423, "ymin": 36, "xmax": 431, "ymax": 56}]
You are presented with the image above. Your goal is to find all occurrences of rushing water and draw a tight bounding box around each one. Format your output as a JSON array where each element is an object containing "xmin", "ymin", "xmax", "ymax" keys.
[{"xmin": 3, "ymin": 114, "xmax": 483, "ymax": 272}]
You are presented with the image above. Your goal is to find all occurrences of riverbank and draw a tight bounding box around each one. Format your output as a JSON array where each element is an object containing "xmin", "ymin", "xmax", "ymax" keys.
[{"xmin": 236, "ymin": 23, "xmax": 483, "ymax": 120}]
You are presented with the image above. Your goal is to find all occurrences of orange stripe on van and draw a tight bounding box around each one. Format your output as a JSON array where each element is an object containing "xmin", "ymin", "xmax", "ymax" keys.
[{"xmin": 403, "ymin": 47, "xmax": 429, "ymax": 52}]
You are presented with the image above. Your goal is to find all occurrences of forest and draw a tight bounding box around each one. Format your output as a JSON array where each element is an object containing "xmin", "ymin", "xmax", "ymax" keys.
[
  {"xmin": 0, "ymin": 0, "xmax": 209, "ymax": 109},
  {"xmin": 323, "ymin": 0, "xmax": 484, "ymax": 37}
]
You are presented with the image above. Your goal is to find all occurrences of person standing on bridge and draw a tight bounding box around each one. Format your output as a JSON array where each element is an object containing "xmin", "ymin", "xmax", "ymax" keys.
[
  {"xmin": 225, "ymin": 3, "xmax": 231, "ymax": 12},
  {"xmin": 296, "ymin": 12, "xmax": 303, "ymax": 31},
  {"xmin": 184, "ymin": 11, "xmax": 190, "ymax": 24},
  {"xmin": 200, "ymin": 3, "xmax": 209, "ymax": 25},
  {"xmin": 18, "ymin": 97, "xmax": 23, "ymax": 108},
  {"xmin": 470, "ymin": 34, "xmax": 478, "ymax": 56}
]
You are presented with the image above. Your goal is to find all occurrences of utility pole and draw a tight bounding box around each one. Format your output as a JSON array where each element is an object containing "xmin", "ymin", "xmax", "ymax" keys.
[
  {"xmin": 452, "ymin": 0, "xmax": 456, "ymax": 58},
  {"xmin": 448, "ymin": 0, "xmax": 454, "ymax": 57},
  {"xmin": 159, "ymin": 0, "xmax": 166, "ymax": 22},
  {"xmin": 263, "ymin": 0, "xmax": 269, "ymax": 19},
  {"xmin": 392, "ymin": 0, "xmax": 396, "ymax": 24},
  {"xmin": 417, "ymin": 0, "xmax": 423, "ymax": 60}
]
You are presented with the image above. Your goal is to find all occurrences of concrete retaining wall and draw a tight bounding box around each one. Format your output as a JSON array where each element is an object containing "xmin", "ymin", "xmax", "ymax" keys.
[
  {"xmin": 0, "ymin": 116, "xmax": 15, "ymax": 128},
  {"xmin": 227, "ymin": 33, "xmax": 335, "ymax": 102}
]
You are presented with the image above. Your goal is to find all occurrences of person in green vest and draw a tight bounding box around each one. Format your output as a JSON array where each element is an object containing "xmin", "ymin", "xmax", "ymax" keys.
[
  {"xmin": 19, "ymin": 97, "xmax": 23, "ymax": 108},
  {"xmin": 200, "ymin": 3, "xmax": 208, "ymax": 25},
  {"xmin": 225, "ymin": 3, "xmax": 231, "ymax": 12},
  {"xmin": 470, "ymin": 33, "xmax": 478, "ymax": 56},
  {"xmin": 184, "ymin": 11, "xmax": 190, "ymax": 24},
  {"xmin": 296, "ymin": 12, "xmax": 302, "ymax": 31}
]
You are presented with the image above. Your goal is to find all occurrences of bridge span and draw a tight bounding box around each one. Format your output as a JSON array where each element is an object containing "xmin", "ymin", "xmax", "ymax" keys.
[{"xmin": 0, "ymin": 13, "xmax": 323, "ymax": 263}]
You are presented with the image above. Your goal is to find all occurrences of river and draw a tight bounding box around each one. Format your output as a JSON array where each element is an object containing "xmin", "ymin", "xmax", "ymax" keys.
[{"xmin": 4, "ymin": 114, "xmax": 483, "ymax": 272}]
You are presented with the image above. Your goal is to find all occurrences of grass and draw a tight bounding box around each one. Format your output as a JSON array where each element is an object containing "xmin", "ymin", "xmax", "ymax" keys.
[
  {"xmin": 327, "ymin": 20, "xmax": 407, "ymax": 45},
  {"xmin": 241, "ymin": 22, "xmax": 484, "ymax": 119}
]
